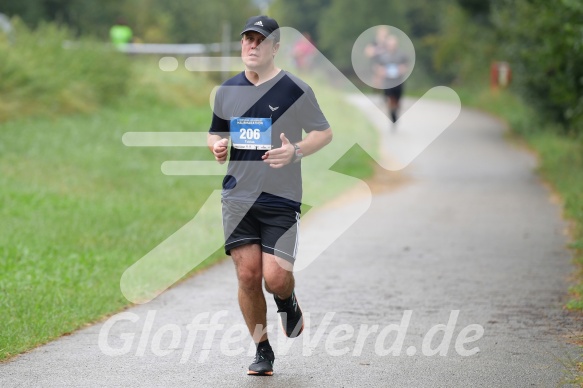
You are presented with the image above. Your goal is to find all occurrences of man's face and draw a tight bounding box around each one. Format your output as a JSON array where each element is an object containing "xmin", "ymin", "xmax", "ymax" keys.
[{"xmin": 241, "ymin": 31, "xmax": 278, "ymax": 70}]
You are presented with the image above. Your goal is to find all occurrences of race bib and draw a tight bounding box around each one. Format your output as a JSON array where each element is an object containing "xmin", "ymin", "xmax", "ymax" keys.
[
  {"xmin": 230, "ymin": 117, "xmax": 272, "ymax": 150},
  {"xmin": 386, "ymin": 64, "xmax": 400, "ymax": 79}
]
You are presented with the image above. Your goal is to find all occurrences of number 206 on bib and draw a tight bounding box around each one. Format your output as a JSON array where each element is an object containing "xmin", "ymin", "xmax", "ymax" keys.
[{"xmin": 230, "ymin": 117, "xmax": 272, "ymax": 150}]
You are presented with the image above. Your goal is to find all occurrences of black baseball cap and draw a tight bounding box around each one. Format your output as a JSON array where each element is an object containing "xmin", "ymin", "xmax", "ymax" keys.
[{"xmin": 240, "ymin": 15, "xmax": 280, "ymax": 42}]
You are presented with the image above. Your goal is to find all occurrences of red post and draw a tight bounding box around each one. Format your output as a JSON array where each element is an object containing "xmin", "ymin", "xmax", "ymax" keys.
[{"xmin": 491, "ymin": 61, "xmax": 512, "ymax": 90}]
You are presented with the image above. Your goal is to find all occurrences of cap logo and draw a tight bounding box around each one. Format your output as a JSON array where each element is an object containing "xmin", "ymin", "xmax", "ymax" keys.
[{"xmin": 254, "ymin": 21, "xmax": 263, "ymax": 26}]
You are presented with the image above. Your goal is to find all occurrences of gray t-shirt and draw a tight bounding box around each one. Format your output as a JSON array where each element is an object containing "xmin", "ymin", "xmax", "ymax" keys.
[
  {"xmin": 377, "ymin": 49, "xmax": 408, "ymax": 83},
  {"xmin": 209, "ymin": 70, "xmax": 329, "ymax": 211}
]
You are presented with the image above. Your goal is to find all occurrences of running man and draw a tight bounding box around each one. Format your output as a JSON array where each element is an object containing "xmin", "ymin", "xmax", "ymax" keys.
[
  {"xmin": 365, "ymin": 27, "xmax": 409, "ymax": 125},
  {"xmin": 207, "ymin": 15, "xmax": 333, "ymax": 376}
]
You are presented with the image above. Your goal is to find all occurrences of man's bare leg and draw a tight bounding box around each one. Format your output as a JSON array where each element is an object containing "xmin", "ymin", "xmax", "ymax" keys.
[
  {"xmin": 231, "ymin": 244, "xmax": 268, "ymax": 342},
  {"xmin": 387, "ymin": 95, "xmax": 399, "ymax": 123},
  {"xmin": 263, "ymin": 252, "xmax": 304, "ymax": 338},
  {"xmin": 263, "ymin": 253, "xmax": 294, "ymax": 299},
  {"xmin": 232, "ymin": 244, "xmax": 276, "ymax": 376}
]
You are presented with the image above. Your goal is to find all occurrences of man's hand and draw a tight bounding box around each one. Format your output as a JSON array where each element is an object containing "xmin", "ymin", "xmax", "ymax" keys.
[
  {"xmin": 262, "ymin": 133, "xmax": 294, "ymax": 168},
  {"xmin": 212, "ymin": 138, "xmax": 229, "ymax": 164}
]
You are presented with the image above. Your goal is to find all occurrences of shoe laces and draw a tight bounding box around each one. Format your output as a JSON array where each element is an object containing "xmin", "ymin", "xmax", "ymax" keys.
[{"xmin": 254, "ymin": 347, "xmax": 272, "ymax": 363}]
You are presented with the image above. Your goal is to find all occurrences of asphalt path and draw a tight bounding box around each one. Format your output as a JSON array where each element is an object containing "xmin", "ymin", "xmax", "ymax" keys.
[{"xmin": 1, "ymin": 95, "xmax": 581, "ymax": 387}]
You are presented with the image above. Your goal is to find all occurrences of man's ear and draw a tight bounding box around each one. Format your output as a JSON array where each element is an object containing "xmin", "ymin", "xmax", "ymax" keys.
[{"xmin": 273, "ymin": 42, "xmax": 280, "ymax": 55}]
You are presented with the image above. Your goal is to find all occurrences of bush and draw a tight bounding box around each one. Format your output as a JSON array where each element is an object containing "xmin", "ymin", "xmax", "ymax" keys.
[
  {"xmin": 492, "ymin": 0, "xmax": 583, "ymax": 135},
  {"xmin": 0, "ymin": 18, "xmax": 132, "ymax": 121}
]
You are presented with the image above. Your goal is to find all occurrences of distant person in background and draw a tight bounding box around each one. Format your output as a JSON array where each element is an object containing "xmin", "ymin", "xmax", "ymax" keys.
[
  {"xmin": 365, "ymin": 27, "xmax": 409, "ymax": 125},
  {"xmin": 364, "ymin": 26, "xmax": 391, "ymax": 89},
  {"xmin": 109, "ymin": 18, "xmax": 133, "ymax": 50},
  {"xmin": 292, "ymin": 32, "xmax": 316, "ymax": 71}
]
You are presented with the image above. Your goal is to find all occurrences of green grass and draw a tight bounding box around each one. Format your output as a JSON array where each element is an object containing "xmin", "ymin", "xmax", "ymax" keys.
[
  {"xmin": 0, "ymin": 102, "xmax": 224, "ymax": 359},
  {"xmin": 528, "ymin": 132, "xmax": 583, "ymax": 310},
  {"xmin": 0, "ymin": 19, "xmax": 133, "ymax": 122},
  {"xmin": 0, "ymin": 54, "xmax": 378, "ymax": 360}
]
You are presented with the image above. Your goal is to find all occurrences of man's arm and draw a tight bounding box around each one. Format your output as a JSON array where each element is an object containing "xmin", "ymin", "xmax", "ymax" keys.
[
  {"xmin": 295, "ymin": 127, "xmax": 333, "ymax": 157},
  {"xmin": 208, "ymin": 133, "xmax": 229, "ymax": 164},
  {"xmin": 262, "ymin": 128, "xmax": 333, "ymax": 168}
]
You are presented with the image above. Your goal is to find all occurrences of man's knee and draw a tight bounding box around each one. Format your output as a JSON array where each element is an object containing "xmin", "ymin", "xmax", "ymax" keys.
[
  {"xmin": 232, "ymin": 244, "xmax": 262, "ymax": 290},
  {"xmin": 264, "ymin": 270, "xmax": 293, "ymax": 296},
  {"xmin": 235, "ymin": 265, "xmax": 262, "ymax": 291}
]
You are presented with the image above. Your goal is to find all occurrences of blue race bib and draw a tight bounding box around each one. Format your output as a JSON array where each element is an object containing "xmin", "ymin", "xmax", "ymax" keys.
[
  {"xmin": 230, "ymin": 117, "xmax": 272, "ymax": 150},
  {"xmin": 386, "ymin": 64, "xmax": 399, "ymax": 79}
]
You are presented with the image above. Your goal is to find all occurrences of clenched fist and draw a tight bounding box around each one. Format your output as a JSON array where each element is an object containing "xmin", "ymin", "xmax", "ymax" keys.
[{"xmin": 213, "ymin": 138, "xmax": 229, "ymax": 164}]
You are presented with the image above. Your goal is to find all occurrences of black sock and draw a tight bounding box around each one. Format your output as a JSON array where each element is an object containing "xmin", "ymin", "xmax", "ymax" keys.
[
  {"xmin": 391, "ymin": 110, "xmax": 397, "ymax": 122},
  {"xmin": 275, "ymin": 290, "xmax": 294, "ymax": 302},
  {"xmin": 257, "ymin": 339, "xmax": 271, "ymax": 351}
]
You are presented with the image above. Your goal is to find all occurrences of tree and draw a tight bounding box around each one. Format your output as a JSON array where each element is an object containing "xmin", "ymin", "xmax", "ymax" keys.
[
  {"xmin": 456, "ymin": 0, "xmax": 490, "ymax": 23},
  {"xmin": 318, "ymin": 0, "xmax": 409, "ymax": 70},
  {"xmin": 1, "ymin": 0, "xmax": 259, "ymax": 43},
  {"xmin": 493, "ymin": 0, "xmax": 583, "ymax": 132},
  {"xmin": 157, "ymin": 0, "xmax": 258, "ymax": 43},
  {"xmin": 270, "ymin": 0, "xmax": 331, "ymax": 43}
]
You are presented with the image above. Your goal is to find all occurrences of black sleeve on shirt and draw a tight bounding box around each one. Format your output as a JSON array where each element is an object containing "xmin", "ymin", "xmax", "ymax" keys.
[{"xmin": 209, "ymin": 88, "xmax": 229, "ymax": 134}]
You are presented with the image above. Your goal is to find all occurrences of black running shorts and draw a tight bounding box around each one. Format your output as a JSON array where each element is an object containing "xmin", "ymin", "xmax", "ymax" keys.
[
  {"xmin": 222, "ymin": 200, "xmax": 300, "ymax": 262},
  {"xmin": 383, "ymin": 83, "xmax": 403, "ymax": 99}
]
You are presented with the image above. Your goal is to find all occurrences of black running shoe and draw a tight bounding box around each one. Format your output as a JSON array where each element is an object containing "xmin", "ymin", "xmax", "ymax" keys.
[
  {"xmin": 247, "ymin": 347, "xmax": 274, "ymax": 376},
  {"xmin": 274, "ymin": 290, "xmax": 304, "ymax": 338}
]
